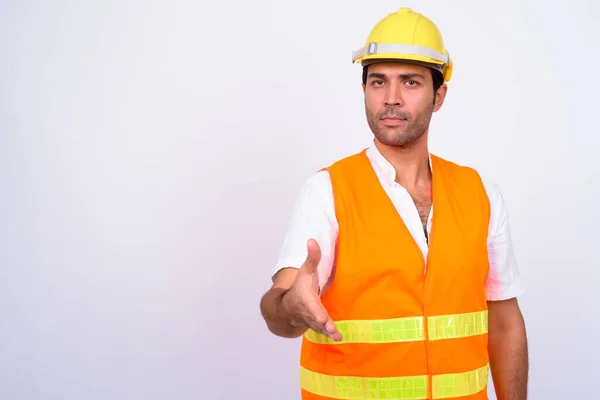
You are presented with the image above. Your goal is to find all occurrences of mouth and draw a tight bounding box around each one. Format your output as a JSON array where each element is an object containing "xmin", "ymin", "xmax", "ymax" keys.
[{"xmin": 381, "ymin": 117, "xmax": 407, "ymax": 126}]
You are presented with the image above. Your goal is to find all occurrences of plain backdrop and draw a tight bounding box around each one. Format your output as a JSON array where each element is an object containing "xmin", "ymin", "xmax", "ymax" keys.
[{"xmin": 1, "ymin": 0, "xmax": 599, "ymax": 399}]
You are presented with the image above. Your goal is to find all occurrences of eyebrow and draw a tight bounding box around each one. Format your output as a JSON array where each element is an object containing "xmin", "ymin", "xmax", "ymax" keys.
[{"xmin": 368, "ymin": 72, "xmax": 426, "ymax": 80}]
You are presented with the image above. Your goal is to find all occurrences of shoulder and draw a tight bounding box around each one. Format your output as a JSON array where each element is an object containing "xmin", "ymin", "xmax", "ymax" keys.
[
  {"xmin": 431, "ymin": 154, "xmax": 484, "ymax": 181},
  {"xmin": 477, "ymin": 173, "xmax": 505, "ymax": 207},
  {"xmin": 325, "ymin": 149, "xmax": 369, "ymax": 173},
  {"xmin": 431, "ymin": 154, "xmax": 508, "ymax": 223},
  {"xmin": 296, "ymin": 149, "xmax": 371, "ymax": 200},
  {"xmin": 431, "ymin": 154, "xmax": 504, "ymax": 199},
  {"xmin": 291, "ymin": 169, "xmax": 334, "ymax": 211},
  {"xmin": 305, "ymin": 168, "xmax": 332, "ymax": 186}
]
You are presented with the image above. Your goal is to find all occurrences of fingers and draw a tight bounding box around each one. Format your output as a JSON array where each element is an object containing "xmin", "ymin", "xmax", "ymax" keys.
[
  {"xmin": 305, "ymin": 298, "xmax": 343, "ymax": 342},
  {"xmin": 324, "ymin": 319, "xmax": 343, "ymax": 342},
  {"xmin": 308, "ymin": 316, "xmax": 342, "ymax": 342}
]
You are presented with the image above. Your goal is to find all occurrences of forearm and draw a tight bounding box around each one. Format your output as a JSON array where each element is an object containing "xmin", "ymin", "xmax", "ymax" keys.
[
  {"xmin": 488, "ymin": 322, "xmax": 529, "ymax": 400},
  {"xmin": 260, "ymin": 288, "xmax": 307, "ymax": 338}
]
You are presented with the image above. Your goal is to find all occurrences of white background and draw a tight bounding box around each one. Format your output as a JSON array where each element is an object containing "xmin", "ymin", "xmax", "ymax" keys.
[{"xmin": 1, "ymin": 0, "xmax": 599, "ymax": 399}]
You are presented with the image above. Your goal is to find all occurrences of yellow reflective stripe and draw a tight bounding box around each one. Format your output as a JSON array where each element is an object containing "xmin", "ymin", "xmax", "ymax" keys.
[
  {"xmin": 304, "ymin": 316, "xmax": 424, "ymax": 344},
  {"xmin": 304, "ymin": 311, "xmax": 487, "ymax": 345},
  {"xmin": 300, "ymin": 366, "xmax": 428, "ymax": 400},
  {"xmin": 300, "ymin": 365, "xmax": 489, "ymax": 399},
  {"xmin": 428, "ymin": 311, "xmax": 488, "ymax": 341},
  {"xmin": 432, "ymin": 364, "xmax": 489, "ymax": 399}
]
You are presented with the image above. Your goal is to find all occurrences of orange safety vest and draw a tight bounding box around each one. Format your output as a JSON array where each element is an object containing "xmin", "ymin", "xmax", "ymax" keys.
[{"xmin": 299, "ymin": 150, "xmax": 491, "ymax": 400}]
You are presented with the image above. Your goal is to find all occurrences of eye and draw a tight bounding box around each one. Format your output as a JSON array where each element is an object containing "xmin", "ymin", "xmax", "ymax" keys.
[
  {"xmin": 405, "ymin": 79, "xmax": 419, "ymax": 86},
  {"xmin": 372, "ymin": 79, "xmax": 385, "ymax": 86}
]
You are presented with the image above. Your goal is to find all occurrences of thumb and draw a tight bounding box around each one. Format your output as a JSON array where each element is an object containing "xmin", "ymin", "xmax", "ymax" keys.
[
  {"xmin": 300, "ymin": 238, "xmax": 321, "ymax": 273},
  {"xmin": 298, "ymin": 239, "xmax": 322, "ymax": 290}
]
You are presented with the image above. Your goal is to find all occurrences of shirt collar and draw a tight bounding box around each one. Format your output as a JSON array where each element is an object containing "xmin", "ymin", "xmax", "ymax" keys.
[{"xmin": 365, "ymin": 142, "xmax": 433, "ymax": 185}]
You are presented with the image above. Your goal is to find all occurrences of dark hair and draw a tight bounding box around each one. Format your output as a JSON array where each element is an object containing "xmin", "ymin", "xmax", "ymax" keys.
[{"xmin": 362, "ymin": 65, "xmax": 444, "ymax": 103}]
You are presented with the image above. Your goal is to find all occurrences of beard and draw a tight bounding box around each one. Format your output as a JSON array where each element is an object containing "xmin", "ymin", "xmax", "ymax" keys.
[{"xmin": 366, "ymin": 105, "xmax": 434, "ymax": 149}]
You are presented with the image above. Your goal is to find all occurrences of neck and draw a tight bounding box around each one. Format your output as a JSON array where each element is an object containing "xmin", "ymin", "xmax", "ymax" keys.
[{"xmin": 374, "ymin": 134, "xmax": 431, "ymax": 189}]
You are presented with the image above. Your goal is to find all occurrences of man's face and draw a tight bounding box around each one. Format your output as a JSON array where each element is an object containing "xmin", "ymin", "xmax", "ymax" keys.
[{"xmin": 363, "ymin": 62, "xmax": 446, "ymax": 148}]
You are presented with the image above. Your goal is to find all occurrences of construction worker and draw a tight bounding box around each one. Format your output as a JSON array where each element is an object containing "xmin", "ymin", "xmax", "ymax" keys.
[{"xmin": 260, "ymin": 7, "xmax": 528, "ymax": 400}]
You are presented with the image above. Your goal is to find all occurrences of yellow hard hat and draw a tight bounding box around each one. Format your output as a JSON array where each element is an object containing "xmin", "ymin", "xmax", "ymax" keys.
[{"xmin": 352, "ymin": 8, "xmax": 453, "ymax": 83}]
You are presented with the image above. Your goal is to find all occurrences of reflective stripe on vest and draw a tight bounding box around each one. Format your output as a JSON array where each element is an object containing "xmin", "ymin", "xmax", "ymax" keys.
[
  {"xmin": 304, "ymin": 310, "xmax": 488, "ymax": 345},
  {"xmin": 300, "ymin": 364, "xmax": 489, "ymax": 399}
]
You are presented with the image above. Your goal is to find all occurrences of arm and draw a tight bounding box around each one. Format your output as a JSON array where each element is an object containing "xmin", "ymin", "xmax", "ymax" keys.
[
  {"xmin": 480, "ymin": 176, "xmax": 528, "ymax": 399},
  {"xmin": 488, "ymin": 298, "xmax": 529, "ymax": 400}
]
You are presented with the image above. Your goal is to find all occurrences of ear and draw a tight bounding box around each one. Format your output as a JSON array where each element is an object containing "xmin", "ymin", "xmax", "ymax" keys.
[
  {"xmin": 362, "ymin": 83, "xmax": 366, "ymax": 93},
  {"xmin": 433, "ymin": 84, "xmax": 448, "ymax": 112}
]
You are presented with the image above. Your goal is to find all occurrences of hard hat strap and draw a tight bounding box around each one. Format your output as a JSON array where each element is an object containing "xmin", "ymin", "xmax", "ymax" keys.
[{"xmin": 352, "ymin": 42, "xmax": 449, "ymax": 65}]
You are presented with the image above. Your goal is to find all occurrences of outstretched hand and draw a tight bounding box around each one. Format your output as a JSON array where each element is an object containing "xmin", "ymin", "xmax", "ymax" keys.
[{"xmin": 284, "ymin": 239, "xmax": 342, "ymax": 342}]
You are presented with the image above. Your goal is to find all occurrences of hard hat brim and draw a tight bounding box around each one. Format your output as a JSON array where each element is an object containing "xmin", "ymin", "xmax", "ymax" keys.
[
  {"xmin": 360, "ymin": 58, "xmax": 444, "ymax": 75},
  {"xmin": 352, "ymin": 42, "xmax": 452, "ymax": 82},
  {"xmin": 352, "ymin": 43, "xmax": 449, "ymax": 65}
]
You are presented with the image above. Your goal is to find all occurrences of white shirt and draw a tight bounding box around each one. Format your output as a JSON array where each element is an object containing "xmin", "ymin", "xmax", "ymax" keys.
[{"xmin": 273, "ymin": 145, "xmax": 524, "ymax": 301}]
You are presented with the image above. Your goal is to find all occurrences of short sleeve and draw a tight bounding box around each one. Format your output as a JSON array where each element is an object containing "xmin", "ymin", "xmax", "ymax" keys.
[
  {"xmin": 272, "ymin": 170, "xmax": 338, "ymax": 293},
  {"xmin": 481, "ymin": 176, "xmax": 525, "ymax": 301}
]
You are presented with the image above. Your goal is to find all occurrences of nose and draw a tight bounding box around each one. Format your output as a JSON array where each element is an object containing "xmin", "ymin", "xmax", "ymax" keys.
[{"xmin": 384, "ymin": 83, "xmax": 403, "ymax": 107}]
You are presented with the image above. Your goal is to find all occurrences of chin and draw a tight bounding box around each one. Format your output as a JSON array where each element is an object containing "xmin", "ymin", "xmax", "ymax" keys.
[
  {"xmin": 378, "ymin": 130, "xmax": 407, "ymax": 143},
  {"xmin": 378, "ymin": 132, "xmax": 421, "ymax": 148}
]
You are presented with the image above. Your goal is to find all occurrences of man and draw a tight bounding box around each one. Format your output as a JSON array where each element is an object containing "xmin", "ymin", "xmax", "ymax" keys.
[{"xmin": 260, "ymin": 7, "xmax": 528, "ymax": 400}]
